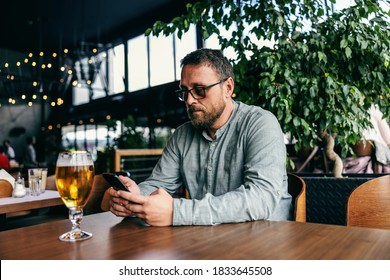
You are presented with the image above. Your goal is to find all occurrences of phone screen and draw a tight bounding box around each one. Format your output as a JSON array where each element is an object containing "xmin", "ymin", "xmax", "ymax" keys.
[{"xmin": 102, "ymin": 173, "xmax": 130, "ymax": 192}]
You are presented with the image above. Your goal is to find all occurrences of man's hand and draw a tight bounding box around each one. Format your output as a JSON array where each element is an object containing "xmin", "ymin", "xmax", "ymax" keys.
[
  {"xmin": 106, "ymin": 176, "xmax": 174, "ymax": 226},
  {"xmin": 125, "ymin": 188, "xmax": 174, "ymax": 226},
  {"xmin": 106, "ymin": 175, "xmax": 140, "ymax": 216}
]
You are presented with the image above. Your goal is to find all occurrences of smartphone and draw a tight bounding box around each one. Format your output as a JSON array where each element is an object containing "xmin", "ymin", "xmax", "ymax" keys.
[{"xmin": 102, "ymin": 173, "xmax": 130, "ymax": 192}]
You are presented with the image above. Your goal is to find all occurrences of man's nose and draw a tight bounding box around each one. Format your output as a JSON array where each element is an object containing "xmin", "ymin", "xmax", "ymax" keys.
[{"xmin": 185, "ymin": 90, "xmax": 197, "ymax": 104}]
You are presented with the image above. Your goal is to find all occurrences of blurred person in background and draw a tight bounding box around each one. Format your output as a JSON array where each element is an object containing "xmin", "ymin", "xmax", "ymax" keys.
[
  {"xmin": 0, "ymin": 146, "xmax": 11, "ymax": 169},
  {"xmin": 23, "ymin": 136, "xmax": 38, "ymax": 169},
  {"xmin": 3, "ymin": 139, "xmax": 18, "ymax": 166}
]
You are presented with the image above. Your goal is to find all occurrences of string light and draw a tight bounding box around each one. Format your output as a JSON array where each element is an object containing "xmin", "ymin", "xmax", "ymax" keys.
[{"xmin": 0, "ymin": 45, "xmax": 104, "ymax": 107}]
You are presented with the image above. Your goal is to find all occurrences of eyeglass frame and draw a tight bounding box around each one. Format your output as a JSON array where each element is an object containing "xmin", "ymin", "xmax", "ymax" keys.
[{"xmin": 175, "ymin": 77, "xmax": 229, "ymax": 102}]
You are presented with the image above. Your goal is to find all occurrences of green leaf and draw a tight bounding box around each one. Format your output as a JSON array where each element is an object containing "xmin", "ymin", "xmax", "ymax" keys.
[
  {"xmin": 342, "ymin": 85, "xmax": 349, "ymax": 95},
  {"xmin": 318, "ymin": 51, "xmax": 327, "ymax": 63},
  {"xmin": 309, "ymin": 86, "xmax": 317, "ymax": 98},
  {"xmin": 293, "ymin": 117, "xmax": 301, "ymax": 126},
  {"xmin": 340, "ymin": 39, "xmax": 348, "ymax": 48},
  {"xmin": 345, "ymin": 47, "xmax": 352, "ymax": 58},
  {"xmin": 361, "ymin": 40, "xmax": 368, "ymax": 49},
  {"xmin": 377, "ymin": 72, "xmax": 384, "ymax": 82},
  {"xmin": 145, "ymin": 28, "xmax": 152, "ymax": 36}
]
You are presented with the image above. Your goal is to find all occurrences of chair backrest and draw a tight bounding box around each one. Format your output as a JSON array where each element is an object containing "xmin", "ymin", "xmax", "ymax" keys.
[
  {"xmin": 346, "ymin": 174, "xmax": 390, "ymax": 229},
  {"xmin": 288, "ymin": 173, "xmax": 306, "ymax": 222}
]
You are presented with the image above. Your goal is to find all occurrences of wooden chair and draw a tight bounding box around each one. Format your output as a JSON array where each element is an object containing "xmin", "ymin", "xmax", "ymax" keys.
[
  {"xmin": 346, "ymin": 174, "xmax": 390, "ymax": 229},
  {"xmin": 184, "ymin": 173, "xmax": 306, "ymax": 222},
  {"xmin": 288, "ymin": 173, "xmax": 306, "ymax": 222}
]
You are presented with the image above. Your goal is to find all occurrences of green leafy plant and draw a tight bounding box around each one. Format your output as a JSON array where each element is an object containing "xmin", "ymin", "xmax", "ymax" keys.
[
  {"xmin": 146, "ymin": 0, "xmax": 390, "ymax": 177},
  {"xmin": 105, "ymin": 115, "xmax": 146, "ymax": 151}
]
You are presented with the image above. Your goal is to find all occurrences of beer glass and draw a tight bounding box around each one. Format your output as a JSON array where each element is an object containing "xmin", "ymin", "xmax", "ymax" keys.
[{"xmin": 55, "ymin": 151, "xmax": 94, "ymax": 242}]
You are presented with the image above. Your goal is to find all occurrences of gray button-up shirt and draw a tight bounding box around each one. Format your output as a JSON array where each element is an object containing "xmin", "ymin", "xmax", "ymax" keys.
[{"xmin": 139, "ymin": 101, "xmax": 292, "ymax": 225}]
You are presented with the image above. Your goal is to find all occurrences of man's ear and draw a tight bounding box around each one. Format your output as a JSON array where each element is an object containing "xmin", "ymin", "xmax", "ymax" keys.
[{"xmin": 225, "ymin": 77, "xmax": 235, "ymax": 97}]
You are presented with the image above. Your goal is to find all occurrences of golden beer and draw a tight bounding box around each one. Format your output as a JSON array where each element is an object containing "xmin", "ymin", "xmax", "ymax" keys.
[{"xmin": 55, "ymin": 165, "xmax": 94, "ymax": 208}]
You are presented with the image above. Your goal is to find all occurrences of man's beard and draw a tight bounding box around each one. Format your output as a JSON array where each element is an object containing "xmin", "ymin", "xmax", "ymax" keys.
[{"xmin": 187, "ymin": 101, "xmax": 225, "ymax": 130}]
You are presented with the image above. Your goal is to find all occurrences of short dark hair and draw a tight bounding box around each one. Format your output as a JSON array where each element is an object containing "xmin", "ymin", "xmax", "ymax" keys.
[
  {"xmin": 180, "ymin": 48, "xmax": 234, "ymax": 80},
  {"xmin": 26, "ymin": 136, "xmax": 34, "ymax": 144}
]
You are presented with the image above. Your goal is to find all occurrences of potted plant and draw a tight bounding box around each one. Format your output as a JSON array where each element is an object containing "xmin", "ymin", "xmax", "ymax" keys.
[
  {"xmin": 95, "ymin": 115, "xmax": 146, "ymax": 173},
  {"xmin": 146, "ymin": 0, "xmax": 390, "ymax": 178}
]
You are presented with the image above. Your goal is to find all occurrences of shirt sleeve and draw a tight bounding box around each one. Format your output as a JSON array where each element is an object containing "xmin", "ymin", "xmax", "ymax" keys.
[{"xmin": 138, "ymin": 132, "xmax": 184, "ymax": 196}]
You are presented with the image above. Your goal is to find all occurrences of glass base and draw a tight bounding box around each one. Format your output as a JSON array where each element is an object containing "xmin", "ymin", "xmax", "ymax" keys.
[{"xmin": 59, "ymin": 230, "xmax": 93, "ymax": 242}]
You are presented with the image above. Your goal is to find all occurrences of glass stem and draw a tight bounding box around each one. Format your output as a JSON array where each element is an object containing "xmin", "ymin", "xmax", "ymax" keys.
[{"xmin": 69, "ymin": 207, "xmax": 83, "ymax": 238}]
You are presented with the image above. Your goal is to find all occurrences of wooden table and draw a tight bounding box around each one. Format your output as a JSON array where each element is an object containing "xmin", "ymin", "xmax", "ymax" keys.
[
  {"xmin": 0, "ymin": 190, "xmax": 63, "ymax": 215},
  {"xmin": 1, "ymin": 212, "xmax": 390, "ymax": 260}
]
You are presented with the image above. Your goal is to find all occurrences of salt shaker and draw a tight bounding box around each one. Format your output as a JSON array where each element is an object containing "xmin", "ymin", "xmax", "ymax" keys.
[{"xmin": 12, "ymin": 172, "xmax": 26, "ymax": 198}]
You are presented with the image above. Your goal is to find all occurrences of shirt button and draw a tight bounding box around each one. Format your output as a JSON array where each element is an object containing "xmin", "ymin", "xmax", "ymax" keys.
[
  {"xmin": 208, "ymin": 166, "xmax": 212, "ymax": 171},
  {"xmin": 277, "ymin": 191, "xmax": 281, "ymax": 196}
]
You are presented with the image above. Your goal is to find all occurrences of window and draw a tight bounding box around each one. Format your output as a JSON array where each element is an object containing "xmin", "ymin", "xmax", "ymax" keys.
[
  {"xmin": 72, "ymin": 52, "xmax": 108, "ymax": 105},
  {"xmin": 174, "ymin": 24, "xmax": 197, "ymax": 80},
  {"xmin": 61, "ymin": 123, "xmax": 121, "ymax": 156},
  {"xmin": 149, "ymin": 33, "xmax": 175, "ymax": 86},
  {"xmin": 108, "ymin": 44, "xmax": 125, "ymax": 94},
  {"xmin": 128, "ymin": 35, "xmax": 149, "ymax": 91}
]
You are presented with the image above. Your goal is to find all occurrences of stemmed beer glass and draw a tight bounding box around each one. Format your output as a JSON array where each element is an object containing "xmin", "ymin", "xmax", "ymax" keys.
[{"xmin": 55, "ymin": 151, "xmax": 94, "ymax": 242}]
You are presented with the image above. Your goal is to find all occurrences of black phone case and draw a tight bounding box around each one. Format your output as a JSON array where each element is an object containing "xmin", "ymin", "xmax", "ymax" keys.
[{"xmin": 102, "ymin": 173, "xmax": 130, "ymax": 192}]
